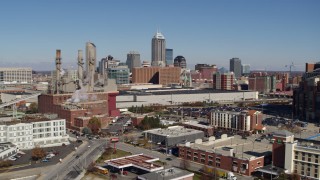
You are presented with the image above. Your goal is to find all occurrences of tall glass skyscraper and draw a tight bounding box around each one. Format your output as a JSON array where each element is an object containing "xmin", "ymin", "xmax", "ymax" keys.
[
  {"xmin": 230, "ymin": 58, "xmax": 242, "ymax": 78},
  {"xmin": 165, "ymin": 49, "xmax": 173, "ymax": 66},
  {"xmin": 151, "ymin": 31, "xmax": 166, "ymax": 67}
]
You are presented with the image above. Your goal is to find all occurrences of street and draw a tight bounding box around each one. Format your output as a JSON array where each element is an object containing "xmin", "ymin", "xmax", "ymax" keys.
[{"xmin": 41, "ymin": 138, "xmax": 106, "ymax": 180}]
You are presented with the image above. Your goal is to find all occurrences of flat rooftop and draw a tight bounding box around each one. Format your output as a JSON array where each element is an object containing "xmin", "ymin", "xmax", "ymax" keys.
[
  {"xmin": 182, "ymin": 120, "xmax": 213, "ymax": 129},
  {"xmin": 180, "ymin": 135, "xmax": 272, "ymax": 160},
  {"xmin": 144, "ymin": 126, "xmax": 204, "ymax": 138},
  {"xmin": 105, "ymin": 154, "xmax": 163, "ymax": 172},
  {"xmin": 0, "ymin": 114, "xmax": 62, "ymax": 125},
  {"xmin": 138, "ymin": 167, "xmax": 194, "ymax": 180},
  {"xmin": 119, "ymin": 89, "xmax": 253, "ymax": 96}
]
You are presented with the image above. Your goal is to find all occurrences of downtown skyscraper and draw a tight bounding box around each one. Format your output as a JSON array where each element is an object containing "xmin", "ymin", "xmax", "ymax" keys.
[
  {"xmin": 230, "ymin": 57, "xmax": 242, "ymax": 78},
  {"xmin": 126, "ymin": 51, "xmax": 141, "ymax": 72},
  {"xmin": 151, "ymin": 31, "xmax": 166, "ymax": 67}
]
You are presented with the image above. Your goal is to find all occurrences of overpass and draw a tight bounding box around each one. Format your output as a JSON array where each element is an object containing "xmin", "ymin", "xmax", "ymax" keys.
[{"xmin": 0, "ymin": 92, "xmax": 41, "ymax": 109}]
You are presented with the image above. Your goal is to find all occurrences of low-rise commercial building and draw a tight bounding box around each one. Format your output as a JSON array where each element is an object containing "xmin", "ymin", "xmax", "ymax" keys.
[
  {"xmin": 143, "ymin": 126, "xmax": 204, "ymax": 147},
  {"xmin": 178, "ymin": 135, "xmax": 269, "ymax": 176},
  {"xmin": 138, "ymin": 167, "xmax": 194, "ymax": 180},
  {"xmin": 181, "ymin": 120, "xmax": 214, "ymax": 137}
]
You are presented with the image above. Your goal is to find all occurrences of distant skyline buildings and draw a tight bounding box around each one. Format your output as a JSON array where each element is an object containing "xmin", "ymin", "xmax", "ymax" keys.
[
  {"xmin": 126, "ymin": 51, "xmax": 141, "ymax": 72},
  {"xmin": 174, "ymin": 56, "xmax": 187, "ymax": 69},
  {"xmin": 0, "ymin": 1, "xmax": 319, "ymax": 71},
  {"xmin": 151, "ymin": 31, "xmax": 166, "ymax": 67},
  {"xmin": 242, "ymin": 64, "xmax": 251, "ymax": 75},
  {"xmin": 230, "ymin": 58, "xmax": 242, "ymax": 78},
  {"xmin": 165, "ymin": 49, "xmax": 173, "ymax": 66}
]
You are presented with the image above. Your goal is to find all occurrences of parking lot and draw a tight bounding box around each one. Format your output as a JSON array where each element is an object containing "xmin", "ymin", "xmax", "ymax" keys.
[{"xmin": 0, "ymin": 141, "xmax": 82, "ymax": 173}]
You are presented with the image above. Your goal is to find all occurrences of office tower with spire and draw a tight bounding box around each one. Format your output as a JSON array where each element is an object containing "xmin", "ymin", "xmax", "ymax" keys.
[{"xmin": 151, "ymin": 31, "xmax": 166, "ymax": 67}]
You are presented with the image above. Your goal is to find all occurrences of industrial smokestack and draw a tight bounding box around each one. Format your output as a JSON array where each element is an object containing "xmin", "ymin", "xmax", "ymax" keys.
[
  {"xmin": 55, "ymin": 49, "xmax": 62, "ymax": 94},
  {"xmin": 77, "ymin": 50, "xmax": 84, "ymax": 82},
  {"xmin": 86, "ymin": 42, "xmax": 96, "ymax": 92}
]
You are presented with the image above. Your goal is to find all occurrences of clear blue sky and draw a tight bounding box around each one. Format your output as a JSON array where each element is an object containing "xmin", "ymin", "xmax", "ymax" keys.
[{"xmin": 0, "ymin": 0, "xmax": 319, "ymax": 71}]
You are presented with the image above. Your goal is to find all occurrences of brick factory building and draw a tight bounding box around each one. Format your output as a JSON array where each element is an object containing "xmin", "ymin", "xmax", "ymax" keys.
[
  {"xmin": 38, "ymin": 91, "xmax": 119, "ymax": 130},
  {"xmin": 178, "ymin": 135, "xmax": 270, "ymax": 176},
  {"xmin": 131, "ymin": 67, "xmax": 181, "ymax": 86}
]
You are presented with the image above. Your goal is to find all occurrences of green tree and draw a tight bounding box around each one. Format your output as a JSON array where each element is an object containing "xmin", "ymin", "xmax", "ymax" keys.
[
  {"xmin": 87, "ymin": 117, "xmax": 101, "ymax": 134},
  {"xmin": 82, "ymin": 127, "xmax": 92, "ymax": 135}
]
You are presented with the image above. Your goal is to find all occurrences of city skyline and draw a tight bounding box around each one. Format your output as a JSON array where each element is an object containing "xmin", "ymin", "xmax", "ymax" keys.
[{"xmin": 0, "ymin": 0, "xmax": 319, "ymax": 71}]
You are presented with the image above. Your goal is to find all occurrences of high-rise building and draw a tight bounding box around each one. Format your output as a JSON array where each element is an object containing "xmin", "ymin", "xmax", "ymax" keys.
[
  {"xmin": 212, "ymin": 72, "xmax": 234, "ymax": 90},
  {"xmin": 173, "ymin": 56, "xmax": 187, "ymax": 69},
  {"xmin": 165, "ymin": 49, "xmax": 173, "ymax": 66},
  {"xmin": 126, "ymin": 51, "xmax": 141, "ymax": 72},
  {"xmin": 86, "ymin": 42, "xmax": 96, "ymax": 73},
  {"xmin": 293, "ymin": 62, "xmax": 320, "ymax": 122},
  {"xmin": 230, "ymin": 58, "xmax": 242, "ymax": 78},
  {"xmin": 242, "ymin": 64, "xmax": 250, "ymax": 75},
  {"xmin": 151, "ymin": 31, "xmax": 166, "ymax": 67},
  {"xmin": 248, "ymin": 75, "xmax": 276, "ymax": 93}
]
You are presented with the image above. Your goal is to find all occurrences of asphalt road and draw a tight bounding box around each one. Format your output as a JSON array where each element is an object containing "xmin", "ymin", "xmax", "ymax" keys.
[{"xmin": 41, "ymin": 138, "xmax": 107, "ymax": 180}]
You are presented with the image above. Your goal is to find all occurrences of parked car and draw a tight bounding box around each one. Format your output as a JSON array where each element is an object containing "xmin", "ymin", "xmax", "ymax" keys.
[
  {"xmin": 42, "ymin": 159, "xmax": 49, "ymax": 162},
  {"xmin": 8, "ymin": 156, "xmax": 17, "ymax": 161},
  {"xmin": 46, "ymin": 154, "xmax": 55, "ymax": 159},
  {"xmin": 76, "ymin": 140, "xmax": 83, "ymax": 143}
]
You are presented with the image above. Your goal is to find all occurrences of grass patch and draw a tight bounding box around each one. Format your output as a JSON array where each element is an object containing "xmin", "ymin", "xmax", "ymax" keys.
[
  {"xmin": 96, "ymin": 149, "xmax": 131, "ymax": 163},
  {"xmin": 193, "ymin": 173, "xmax": 201, "ymax": 180}
]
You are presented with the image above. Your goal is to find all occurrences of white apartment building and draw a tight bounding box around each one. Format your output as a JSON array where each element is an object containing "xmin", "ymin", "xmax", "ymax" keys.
[
  {"xmin": 0, "ymin": 67, "xmax": 32, "ymax": 84},
  {"xmin": 209, "ymin": 110, "xmax": 251, "ymax": 133},
  {"xmin": 0, "ymin": 119, "xmax": 69, "ymax": 150},
  {"xmin": 284, "ymin": 136, "xmax": 320, "ymax": 179}
]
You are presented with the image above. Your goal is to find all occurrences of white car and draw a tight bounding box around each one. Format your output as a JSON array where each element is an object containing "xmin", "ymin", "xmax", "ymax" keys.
[
  {"xmin": 8, "ymin": 156, "xmax": 17, "ymax": 161},
  {"xmin": 46, "ymin": 153, "xmax": 55, "ymax": 159}
]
